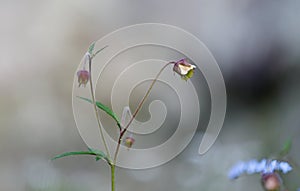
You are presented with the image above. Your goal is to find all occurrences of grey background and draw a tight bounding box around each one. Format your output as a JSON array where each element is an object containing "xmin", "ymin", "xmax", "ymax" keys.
[{"xmin": 1, "ymin": 0, "xmax": 300, "ymax": 191}]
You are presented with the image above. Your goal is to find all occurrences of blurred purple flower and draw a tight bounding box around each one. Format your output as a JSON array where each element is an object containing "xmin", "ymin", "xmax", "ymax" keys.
[
  {"xmin": 228, "ymin": 159, "xmax": 292, "ymax": 180},
  {"xmin": 278, "ymin": 161, "xmax": 293, "ymax": 174}
]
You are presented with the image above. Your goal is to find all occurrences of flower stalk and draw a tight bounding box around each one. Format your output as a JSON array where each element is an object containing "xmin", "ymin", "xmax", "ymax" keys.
[
  {"xmin": 87, "ymin": 52, "xmax": 111, "ymax": 159},
  {"xmin": 111, "ymin": 164, "xmax": 115, "ymax": 191},
  {"xmin": 113, "ymin": 62, "xmax": 172, "ymax": 164}
]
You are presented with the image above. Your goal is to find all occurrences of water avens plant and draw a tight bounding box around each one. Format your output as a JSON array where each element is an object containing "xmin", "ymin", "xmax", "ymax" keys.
[{"xmin": 52, "ymin": 42, "xmax": 196, "ymax": 191}]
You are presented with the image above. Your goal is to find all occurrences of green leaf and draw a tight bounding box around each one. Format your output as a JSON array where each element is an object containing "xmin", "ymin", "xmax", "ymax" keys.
[
  {"xmin": 279, "ymin": 139, "xmax": 292, "ymax": 157},
  {"xmin": 77, "ymin": 96, "xmax": 121, "ymax": 130},
  {"xmin": 52, "ymin": 151, "xmax": 100, "ymax": 160},
  {"xmin": 88, "ymin": 147, "xmax": 106, "ymax": 158},
  {"xmin": 88, "ymin": 147, "xmax": 110, "ymax": 162},
  {"xmin": 88, "ymin": 42, "xmax": 96, "ymax": 54},
  {"xmin": 52, "ymin": 148, "xmax": 110, "ymax": 163}
]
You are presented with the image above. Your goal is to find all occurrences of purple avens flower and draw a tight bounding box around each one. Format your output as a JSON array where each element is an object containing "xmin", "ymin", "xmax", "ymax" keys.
[
  {"xmin": 172, "ymin": 58, "xmax": 196, "ymax": 81},
  {"xmin": 124, "ymin": 135, "xmax": 135, "ymax": 149},
  {"xmin": 228, "ymin": 159, "xmax": 292, "ymax": 180},
  {"xmin": 77, "ymin": 53, "xmax": 90, "ymax": 87}
]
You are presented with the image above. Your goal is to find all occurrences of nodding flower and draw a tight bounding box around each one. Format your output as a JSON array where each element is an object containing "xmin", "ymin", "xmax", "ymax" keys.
[
  {"xmin": 172, "ymin": 58, "xmax": 196, "ymax": 81},
  {"xmin": 77, "ymin": 70, "xmax": 90, "ymax": 87},
  {"xmin": 77, "ymin": 53, "xmax": 90, "ymax": 87}
]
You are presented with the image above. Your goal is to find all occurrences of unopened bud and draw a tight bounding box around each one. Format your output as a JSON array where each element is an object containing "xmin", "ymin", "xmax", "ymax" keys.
[{"xmin": 124, "ymin": 136, "xmax": 135, "ymax": 149}]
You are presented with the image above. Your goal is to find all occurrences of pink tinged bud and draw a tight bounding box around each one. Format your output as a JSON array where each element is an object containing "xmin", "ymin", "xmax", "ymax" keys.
[
  {"xmin": 124, "ymin": 136, "xmax": 135, "ymax": 149},
  {"xmin": 261, "ymin": 173, "xmax": 281, "ymax": 191},
  {"xmin": 77, "ymin": 69, "xmax": 90, "ymax": 87},
  {"xmin": 173, "ymin": 58, "xmax": 196, "ymax": 81}
]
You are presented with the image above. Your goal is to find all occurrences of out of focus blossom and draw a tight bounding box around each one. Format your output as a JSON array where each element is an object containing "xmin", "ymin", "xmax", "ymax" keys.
[
  {"xmin": 228, "ymin": 159, "xmax": 292, "ymax": 180},
  {"xmin": 261, "ymin": 173, "xmax": 281, "ymax": 191}
]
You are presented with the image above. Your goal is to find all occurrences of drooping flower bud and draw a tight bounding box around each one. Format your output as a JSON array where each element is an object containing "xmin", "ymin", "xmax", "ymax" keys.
[
  {"xmin": 77, "ymin": 52, "xmax": 90, "ymax": 87},
  {"xmin": 77, "ymin": 69, "xmax": 90, "ymax": 87},
  {"xmin": 172, "ymin": 58, "xmax": 196, "ymax": 81},
  {"xmin": 261, "ymin": 173, "xmax": 281, "ymax": 191},
  {"xmin": 124, "ymin": 136, "xmax": 135, "ymax": 149}
]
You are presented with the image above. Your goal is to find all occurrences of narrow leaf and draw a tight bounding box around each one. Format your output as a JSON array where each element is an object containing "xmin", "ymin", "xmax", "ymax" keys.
[
  {"xmin": 52, "ymin": 151, "xmax": 100, "ymax": 160},
  {"xmin": 52, "ymin": 148, "xmax": 110, "ymax": 163},
  {"xmin": 88, "ymin": 42, "xmax": 95, "ymax": 54},
  {"xmin": 77, "ymin": 96, "xmax": 121, "ymax": 130},
  {"xmin": 88, "ymin": 148, "xmax": 110, "ymax": 163},
  {"xmin": 279, "ymin": 139, "xmax": 292, "ymax": 157},
  {"xmin": 88, "ymin": 148, "xmax": 106, "ymax": 158}
]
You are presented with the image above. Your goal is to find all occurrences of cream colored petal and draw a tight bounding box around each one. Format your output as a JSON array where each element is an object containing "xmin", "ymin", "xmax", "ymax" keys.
[{"xmin": 178, "ymin": 64, "xmax": 196, "ymax": 75}]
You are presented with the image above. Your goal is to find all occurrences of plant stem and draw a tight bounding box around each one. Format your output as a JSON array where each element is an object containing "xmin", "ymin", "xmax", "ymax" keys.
[
  {"xmin": 88, "ymin": 54, "xmax": 111, "ymax": 158},
  {"xmin": 111, "ymin": 164, "xmax": 115, "ymax": 191},
  {"xmin": 113, "ymin": 62, "xmax": 173, "ymax": 164},
  {"xmin": 91, "ymin": 45, "xmax": 109, "ymax": 59}
]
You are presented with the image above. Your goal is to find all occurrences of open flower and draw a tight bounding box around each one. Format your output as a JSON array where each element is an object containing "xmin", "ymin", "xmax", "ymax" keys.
[
  {"xmin": 172, "ymin": 58, "xmax": 196, "ymax": 80},
  {"xmin": 124, "ymin": 136, "xmax": 135, "ymax": 149}
]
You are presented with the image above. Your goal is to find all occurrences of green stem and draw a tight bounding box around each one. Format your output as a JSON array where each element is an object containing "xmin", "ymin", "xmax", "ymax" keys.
[
  {"xmin": 91, "ymin": 45, "xmax": 109, "ymax": 59},
  {"xmin": 88, "ymin": 54, "xmax": 111, "ymax": 158},
  {"xmin": 113, "ymin": 62, "xmax": 173, "ymax": 164},
  {"xmin": 111, "ymin": 164, "xmax": 115, "ymax": 191}
]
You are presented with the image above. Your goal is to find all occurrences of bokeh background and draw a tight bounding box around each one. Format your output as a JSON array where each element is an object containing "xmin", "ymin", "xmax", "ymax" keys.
[{"xmin": 1, "ymin": 0, "xmax": 300, "ymax": 190}]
